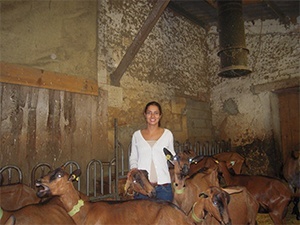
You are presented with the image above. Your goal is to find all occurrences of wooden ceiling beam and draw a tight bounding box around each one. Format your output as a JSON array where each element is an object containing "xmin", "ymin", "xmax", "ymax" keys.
[
  {"xmin": 110, "ymin": 0, "xmax": 170, "ymax": 86},
  {"xmin": 262, "ymin": 0, "xmax": 290, "ymax": 24},
  {"xmin": 205, "ymin": 0, "xmax": 217, "ymax": 9}
]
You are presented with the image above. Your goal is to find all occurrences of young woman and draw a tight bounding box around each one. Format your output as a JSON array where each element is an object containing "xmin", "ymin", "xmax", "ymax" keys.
[{"xmin": 129, "ymin": 101, "xmax": 175, "ymax": 201}]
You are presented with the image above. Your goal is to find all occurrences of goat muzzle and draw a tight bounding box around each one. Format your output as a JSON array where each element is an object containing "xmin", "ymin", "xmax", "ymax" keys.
[{"xmin": 36, "ymin": 180, "xmax": 50, "ymax": 198}]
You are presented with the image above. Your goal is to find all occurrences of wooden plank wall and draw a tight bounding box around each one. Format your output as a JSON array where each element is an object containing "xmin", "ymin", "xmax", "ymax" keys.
[
  {"xmin": 278, "ymin": 90, "xmax": 299, "ymax": 162},
  {"xmin": 0, "ymin": 63, "xmax": 109, "ymax": 189}
]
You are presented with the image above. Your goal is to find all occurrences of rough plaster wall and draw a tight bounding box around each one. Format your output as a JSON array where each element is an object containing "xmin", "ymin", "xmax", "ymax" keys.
[
  {"xmin": 208, "ymin": 20, "xmax": 299, "ymax": 147},
  {"xmin": 98, "ymin": 0, "xmax": 212, "ymax": 150},
  {"xmin": 0, "ymin": 0, "xmax": 97, "ymax": 79},
  {"xmin": 205, "ymin": 20, "xmax": 299, "ymax": 175},
  {"xmin": 211, "ymin": 21, "xmax": 300, "ymax": 148}
]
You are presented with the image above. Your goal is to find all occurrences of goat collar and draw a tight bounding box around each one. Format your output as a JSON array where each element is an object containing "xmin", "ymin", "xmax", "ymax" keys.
[
  {"xmin": 0, "ymin": 207, "xmax": 3, "ymax": 220},
  {"xmin": 68, "ymin": 199, "xmax": 84, "ymax": 217},
  {"xmin": 173, "ymin": 182, "xmax": 185, "ymax": 194},
  {"xmin": 191, "ymin": 202, "xmax": 205, "ymax": 223}
]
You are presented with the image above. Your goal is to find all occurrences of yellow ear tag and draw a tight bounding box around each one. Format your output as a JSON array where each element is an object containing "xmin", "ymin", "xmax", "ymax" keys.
[
  {"xmin": 76, "ymin": 177, "xmax": 79, "ymax": 181},
  {"xmin": 166, "ymin": 154, "xmax": 171, "ymax": 160}
]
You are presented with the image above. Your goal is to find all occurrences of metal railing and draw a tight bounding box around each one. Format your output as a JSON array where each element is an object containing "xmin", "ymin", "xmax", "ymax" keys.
[{"xmin": 0, "ymin": 138, "xmax": 231, "ymax": 200}]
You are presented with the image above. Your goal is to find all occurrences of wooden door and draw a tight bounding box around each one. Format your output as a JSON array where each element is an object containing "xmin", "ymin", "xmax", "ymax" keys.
[{"xmin": 277, "ymin": 88, "xmax": 299, "ymax": 162}]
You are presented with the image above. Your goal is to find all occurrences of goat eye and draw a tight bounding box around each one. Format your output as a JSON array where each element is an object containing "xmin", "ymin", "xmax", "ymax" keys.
[
  {"xmin": 57, "ymin": 173, "xmax": 62, "ymax": 178},
  {"xmin": 213, "ymin": 200, "xmax": 218, "ymax": 205}
]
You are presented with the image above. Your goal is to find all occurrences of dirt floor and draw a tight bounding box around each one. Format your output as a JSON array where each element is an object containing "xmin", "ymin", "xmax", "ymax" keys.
[{"xmin": 256, "ymin": 203, "xmax": 299, "ymax": 224}]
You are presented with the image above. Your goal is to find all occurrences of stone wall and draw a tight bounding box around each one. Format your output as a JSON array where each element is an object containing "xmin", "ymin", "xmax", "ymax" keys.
[
  {"xmin": 97, "ymin": 0, "xmax": 212, "ymax": 152},
  {"xmin": 1, "ymin": 0, "xmax": 213, "ymax": 164},
  {"xmin": 207, "ymin": 20, "xmax": 299, "ymax": 175},
  {"xmin": 1, "ymin": 0, "xmax": 298, "ymax": 176}
]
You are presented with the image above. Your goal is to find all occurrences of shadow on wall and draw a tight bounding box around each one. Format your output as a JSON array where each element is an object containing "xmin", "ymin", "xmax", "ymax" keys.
[{"xmin": 233, "ymin": 136, "xmax": 281, "ymax": 177}]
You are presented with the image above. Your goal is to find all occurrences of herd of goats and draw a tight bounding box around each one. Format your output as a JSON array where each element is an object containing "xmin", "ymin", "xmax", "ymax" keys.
[{"xmin": 0, "ymin": 149, "xmax": 299, "ymax": 225}]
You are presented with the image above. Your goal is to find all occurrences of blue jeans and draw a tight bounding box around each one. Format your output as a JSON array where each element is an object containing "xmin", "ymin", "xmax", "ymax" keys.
[{"xmin": 134, "ymin": 183, "xmax": 173, "ymax": 202}]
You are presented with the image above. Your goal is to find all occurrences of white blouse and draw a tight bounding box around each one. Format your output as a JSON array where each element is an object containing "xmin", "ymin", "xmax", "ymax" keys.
[{"xmin": 129, "ymin": 128, "xmax": 175, "ymax": 184}]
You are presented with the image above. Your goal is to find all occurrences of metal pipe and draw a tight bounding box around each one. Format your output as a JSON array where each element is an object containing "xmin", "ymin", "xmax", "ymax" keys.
[{"xmin": 217, "ymin": 0, "xmax": 251, "ymax": 77}]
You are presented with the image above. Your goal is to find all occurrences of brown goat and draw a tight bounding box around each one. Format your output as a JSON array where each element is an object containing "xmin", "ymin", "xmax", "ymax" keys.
[
  {"xmin": 173, "ymin": 167, "xmax": 220, "ymax": 214},
  {"xmin": 188, "ymin": 186, "xmax": 240, "ymax": 225},
  {"xmin": 164, "ymin": 149, "xmax": 220, "ymax": 213},
  {"xmin": 189, "ymin": 186, "xmax": 259, "ymax": 225},
  {"xmin": 283, "ymin": 149, "xmax": 300, "ymax": 220},
  {"xmin": 165, "ymin": 149, "xmax": 258, "ymax": 225},
  {"xmin": 213, "ymin": 152, "xmax": 245, "ymax": 174},
  {"xmin": 0, "ymin": 197, "xmax": 75, "ymax": 225},
  {"xmin": 218, "ymin": 160, "xmax": 292, "ymax": 224},
  {"xmin": 36, "ymin": 166, "xmax": 194, "ymax": 225},
  {"xmin": 0, "ymin": 184, "xmax": 41, "ymax": 210},
  {"xmin": 124, "ymin": 168, "xmax": 156, "ymax": 198},
  {"xmin": 189, "ymin": 152, "xmax": 244, "ymax": 177}
]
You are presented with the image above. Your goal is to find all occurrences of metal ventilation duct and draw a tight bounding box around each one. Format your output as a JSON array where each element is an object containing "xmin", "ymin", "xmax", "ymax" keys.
[{"xmin": 217, "ymin": 0, "xmax": 251, "ymax": 78}]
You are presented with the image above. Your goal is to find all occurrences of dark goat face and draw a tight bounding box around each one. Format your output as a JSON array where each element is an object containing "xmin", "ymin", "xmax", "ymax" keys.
[
  {"xmin": 36, "ymin": 166, "xmax": 81, "ymax": 198},
  {"xmin": 164, "ymin": 148, "xmax": 195, "ymax": 177},
  {"xmin": 124, "ymin": 169, "xmax": 156, "ymax": 198},
  {"xmin": 174, "ymin": 153, "xmax": 194, "ymax": 177},
  {"xmin": 199, "ymin": 187, "xmax": 232, "ymax": 225}
]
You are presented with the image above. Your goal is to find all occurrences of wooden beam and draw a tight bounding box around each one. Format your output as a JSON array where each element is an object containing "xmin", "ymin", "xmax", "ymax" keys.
[
  {"xmin": 0, "ymin": 62, "xmax": 98, "ymax": 96},
  {"xmin": 262, "ymin": 0, "xmax": 290, "ymax": 25},
  {"xmin": 250, "ymin": 77, "xmax": 299, "ymax": 94},
  {"xmin": 205, "ymin": 0, "xmax": 217, "ymax": 9},
  {"xmin": 110, "ymin": 0, "xmax": 170, "ymax": 86}
]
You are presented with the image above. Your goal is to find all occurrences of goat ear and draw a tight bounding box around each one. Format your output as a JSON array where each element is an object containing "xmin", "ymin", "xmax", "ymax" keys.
[
  {"xmin": 199, "ymin": 192, "xmax": 208, "ymax": 198},
  {"xmin": 69, "ymin": 169, "xmax": 81, "ymax": 181},
  {"xmin": 60, "ymin": 164, "xmax": 66, "ymax": 170},
  {"xmin": 222, "ymin": 187, "xmax": 243, "ymax": 195},
  {"xmin": 6, "ymin": 215, "xmax": 16, "ymax": 225},
  {"xmin": 141, "ymin": 170, "xmax": 149, "ymax": 178},
  {"xmin": 190, "ymin": 155, "xmax": 204, "ymax": 164},
  {"xmin": 163, "ymin": 148, "xmax": 174, "ymax": 161}
]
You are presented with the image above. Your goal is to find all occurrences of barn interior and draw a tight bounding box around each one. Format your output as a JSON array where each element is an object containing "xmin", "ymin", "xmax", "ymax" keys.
[{"xmin": 0, "ymin": 0, "xmax": 299, "ymax": 209}]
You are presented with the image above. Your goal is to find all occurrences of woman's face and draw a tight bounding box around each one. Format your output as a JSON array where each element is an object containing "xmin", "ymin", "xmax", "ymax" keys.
[{"xmin": 144, "ymin": 105, "xmax": 161, "ymax": 126}]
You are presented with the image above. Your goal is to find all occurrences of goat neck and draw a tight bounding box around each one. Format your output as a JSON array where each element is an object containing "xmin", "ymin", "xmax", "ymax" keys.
[
  {"xmin": 217, "ymin": 161, "xmax": 234, "ymax": 185},
  {"xmin": 173, "ymin": 160, "xmax": 187, "ymax": 194},
  {"xmin": 36, "ymin": 167, "xmax": 89, "ymax": 224}
]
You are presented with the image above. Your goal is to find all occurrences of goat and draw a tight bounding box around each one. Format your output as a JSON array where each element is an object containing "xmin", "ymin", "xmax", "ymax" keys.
[
  {"xmin": 213, "ymin": 152, "xmax": 245, "ymax": 174},
  {"xmin": 124, "ymin": 168, "xmax": 156, "ymax": 198},
  {"xmin": 190, "ymin": 186, "xmax": 258, "ymax": 225},
  {"xmin": 164, "ymin": 148, "xmax": 220, "ymax": 213},
  {"xmin": 218, "ymin": 160, "xmax": 292, "ymax": 224},
  {"xmin": 173, "ymin": 167, "xmax": 220, "ymax": 214},
  {"xmin": 283, "ymin": 149, "xmax": 300, "ymax": 220},
  {"xmin": 165, "ymin": 149, "xmax": 258, "ymax": 225},
  {"xmin": 189, "ymin": 153, "xmax": 244, "ymax": 178},
  {"xmin": 36, "ymin": 166, "xmax": 195, "ymax": 225},
  {"xmin": 188, "ymin": 186, "xmax": 244, "ymax": 225},
  {"xmin": 0, "ymin": 183, "xmax": 41, "ymax": 210},
  {"xmin": 0, "ymin": 207, "xmax": 11, "ymax": 225},
  {"xmin": 0, "ymin": 197, "xmax": 75, "ymax": 225}
]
